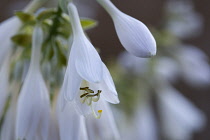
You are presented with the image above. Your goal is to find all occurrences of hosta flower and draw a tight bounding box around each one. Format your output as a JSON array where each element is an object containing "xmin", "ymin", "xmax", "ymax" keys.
[
  {"xmin": 0, "ymin": 49, "xmax": 11, "ymax": 119},
  {"xmin": 16, "ymin": 27, "xmax": 50, "ymax": 140},
  {"xmin": 61, "ymin": 2, "xmax": 119, "ymax": 118},
  {"xmin": 175, "ymin": 45, "xmax": 210, "ymax": 86},
  {"xmin": 157, "ymin": 86, "xmax": 206, "ymax": 140},
  {"xmin": 0, "ymin": 17, "xmax": 21, "ymax": 66},
  {"xmin": 96, "ymin": 0, "xmax": 156, "ymax": 58},
  {"xmin": 132, "ymin": 102, "xmax": 157, "ymax": 140}
]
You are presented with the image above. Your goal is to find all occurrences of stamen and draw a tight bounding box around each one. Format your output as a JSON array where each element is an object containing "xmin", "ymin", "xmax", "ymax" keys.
[
  {"xmin": 80, "ymin": 93, "xmax": 89, "ymax": 98},
  {"xmin": 79, "ymin": 87, "xmax": 103, "ymax": 118},
  {"xmin": 92, "ymin": 90, "xmax": 101, "ymax": 102},
  {"xmin": 80, "ymin": 87, "xmax": 94, "ymax": 93},
  {"xmin": 91, "ymin": 104, "xmax": 102, "ymax": 119},
  {"xmin": 85, "ymin": 97, "xmax": 92, "ymax": 106}
]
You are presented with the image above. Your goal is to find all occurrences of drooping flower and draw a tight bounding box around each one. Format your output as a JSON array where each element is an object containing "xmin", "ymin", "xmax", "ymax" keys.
[
  {"xmin": 175, "ymin": 45, "xmax": 210, "ymax": 86},
  {"xmin": 96, "ymin": 0, "xmax": 156, "ymax": 58},
  {"xmin": 157, "ymin": 86, "xmax": 206, "ymax": 140},
  {"xmin": 16, "ymin": 26, "xmax": 50, "ymax": 140},
  {"xmin": 61, "ymin": 2, "xmax": 119, "ymax": 118},
  {"xmin": 132, "ymin": 102, "xmax": 157, "ymax": 140}
]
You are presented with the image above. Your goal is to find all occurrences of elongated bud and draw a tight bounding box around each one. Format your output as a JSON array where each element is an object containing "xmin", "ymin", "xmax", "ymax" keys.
[{"xmin": 97, "ymin": 0, "xmax": 157, "ymax": 57}]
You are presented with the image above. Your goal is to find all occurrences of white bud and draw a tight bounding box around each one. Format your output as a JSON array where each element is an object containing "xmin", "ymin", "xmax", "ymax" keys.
[{"xmin": 97, "ymin": 0, "xmax": 156, "ymax": 57}]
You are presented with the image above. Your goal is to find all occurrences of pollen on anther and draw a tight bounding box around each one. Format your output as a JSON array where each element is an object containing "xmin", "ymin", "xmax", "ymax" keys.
[{"xmin": 98, "ymin": 110, "xmax": 102, "ymax": 113}]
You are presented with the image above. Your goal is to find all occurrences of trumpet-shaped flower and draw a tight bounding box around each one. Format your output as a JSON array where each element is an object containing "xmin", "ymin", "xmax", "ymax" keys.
[
  {"xmin": 132, "ymin": 102, "xmax": 157, "ymax": 140},
  {"xmin": 61, "ymin": 2, "xmax": 119, "ymax": 118},
  {"xmin": 96, "ymin": 0, "xmax": 156, "ymax": 58},
  {"xmin": 16, "ymin": 27, "xmax": 50, "ymax": 140},
  {"xmin": 157, "ymin": 86, "xmax": 206, "ymax": 140},
  {"xmin": 176, "ymin": 45, "xmax": 210, "ymax": 86},
  {"xmin": 0, "ymin": 17, "xmax": 21, "ymax": 66}
]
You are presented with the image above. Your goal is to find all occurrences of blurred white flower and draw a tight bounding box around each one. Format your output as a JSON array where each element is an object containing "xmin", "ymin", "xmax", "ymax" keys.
[
  {"xmin": 0, "ymin": 49, "xmax": 11, "ymax": 119},
  {"xmin": 157, "ymin": 86, "xmax": 206, "ymax": 140},
  {"xmin": 61, "ymin": 2, "xmax": 119, "ymax": 118},
  {"xmin": 96, "ymin": 0, "xmax": 156, "ymax": 58},
  {"xmin": 132, "ymin": 102, "xmax": 157, "ymax": 140},
  {"xmin": 166, "ymin": 0, "xmax": 203, "ymax": 39},
  {"xmin": 16, "ymin": 27, "xmax": 50, "ymax": 140},
  {"xmin": 155, "ymin": 57, "xmax": 179, "ymax": 82},
  {"xmin": 176, "ymin": 45, "xmax": 210, "ymax": 86},
  {"xmin": 0, "ymin": 17, "xmax": 21, "ymax": 66}
]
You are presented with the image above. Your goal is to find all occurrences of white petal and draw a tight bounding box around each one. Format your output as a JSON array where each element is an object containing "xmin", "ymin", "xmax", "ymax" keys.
[
  {"xmin": 57, "ymin": 94, "xmax": 87, "ymax": 140},
  {"xmin": 157, "ymin": 87, "xmax": 206, "ymax": 140},
  {"xmin": 97, "ymin": 0, "xmax": 156, "ymax": 57},
  {"xmin": 155, "ymin": 57, "xmax": 179, "ymax": 82},
  {"xmin": 101, "ymin": 63, "xmax": 119, "ymax": 104},
  {"xmin": 0, "ymin": 17, "xmax": 21, "ymax": 65},
  {"xmin": 0, "ymin": 92, "xmax": 17, "ymax": 140},
  {"xmin": 90, "ymin": 63, "xmax": 119, "ymax": 104},
  {"xmin": 86, "ymin": 99, "xmax": 120, "ymax": 140},
  {"xmin": 63, "ymin": 47, "xmax": 82, "ymax": 101},
  {"xmin": 16, "ymin": 72, "xmax": 50, "ymax": 140},
  {"xmin": 134, "ymin": 103, "xmax": 158, "ymax": 140},
  {"xmin": 74, "ymin": 36, "xmax": 103, "ymax": 83},
  {"xmin": 0, "ymin": 50, "xmax": 11, "ymax": 119},
  {"xmin": 68, "ymin": 2, "xmax": 103, "ymax": 83},
  {"xmin": 177, "ymin": 45, "xmax": 210, "ymax": 86}
]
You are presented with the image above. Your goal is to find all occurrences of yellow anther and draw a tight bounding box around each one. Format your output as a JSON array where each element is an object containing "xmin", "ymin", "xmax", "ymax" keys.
[{"xmin": 98, "ymin": 110, "xmax": 102, "ymax": 113}]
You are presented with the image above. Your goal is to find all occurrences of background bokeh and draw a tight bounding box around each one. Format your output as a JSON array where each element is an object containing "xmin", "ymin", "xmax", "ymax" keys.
[{"xmin": 0, "ymin": 0, "xmax": 209, "ymax": 139}]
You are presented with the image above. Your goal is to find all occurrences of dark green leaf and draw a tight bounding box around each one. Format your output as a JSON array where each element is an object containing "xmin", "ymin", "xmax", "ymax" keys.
[
  {"xmin": 12, "ymin": 34, "xmax": 32, "ymax": 47},
  {"xmin": 15, "ymin": 11, "xmax": 35, "ymax": 24}
]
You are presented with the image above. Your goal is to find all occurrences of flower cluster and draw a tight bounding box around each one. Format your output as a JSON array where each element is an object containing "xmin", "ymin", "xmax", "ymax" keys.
[{"xmin": 0, "ymin": 0, "xmax": 156, "ymax": 139}]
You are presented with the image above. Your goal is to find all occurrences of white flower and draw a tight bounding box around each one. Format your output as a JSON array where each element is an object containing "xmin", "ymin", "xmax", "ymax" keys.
[
  {"xmin": 57, "ymin": 94, "xmax": 88, "ymax": 140},
  {"xmin": 165, "ymin": 0, "xmax": 203, "ymax": 39},
  {"xmin": 0, "ymin": 17, "xmax": 21, "ymax": 66},
  {"xmin": 133, "ymin": 102, "xmax": 157, "ymax": 140},
  {"xmin": 16, "ymin": 27, "xmax": 50, "ymax": 140},
  {"xmin": 157, "ymin": 86, "xmax": 206, "ymax": 140},
  {"xmin": 96, "ymin": 0, "xmax": 156, "ymax": 58},
  {"xmin": 85, "ymin": 98, "xmax": 120, "ymax": 140},
  {"xmin": 61, "ymin": 2, "xmax": 119, "ymax": 117},
  {"xmin": 176, "ymin": 45, "xmax": 210, "ymax": 86},
  {"xmin": 155, "ymin": 57, "xmax": 179, "ymax": 82}
]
